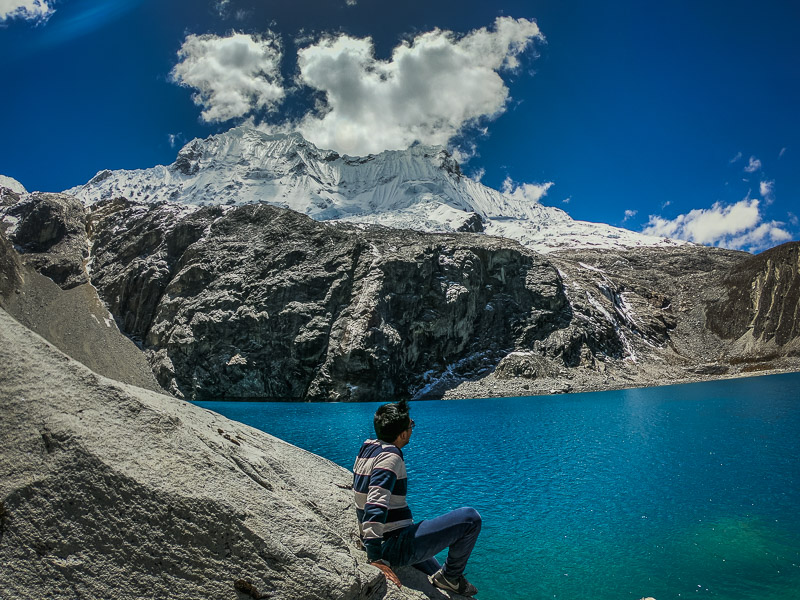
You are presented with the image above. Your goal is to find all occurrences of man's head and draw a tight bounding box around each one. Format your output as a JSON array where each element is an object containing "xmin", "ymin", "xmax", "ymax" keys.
[{"xmin": 374, "ymin": 399, "xmax": 414, "ymax": 446}]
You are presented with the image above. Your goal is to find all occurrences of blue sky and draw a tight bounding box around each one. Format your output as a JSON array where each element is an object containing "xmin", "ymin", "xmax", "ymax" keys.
[{"xmin": 1, "ymin": 0, "xmax": 798, "ymax": 252}]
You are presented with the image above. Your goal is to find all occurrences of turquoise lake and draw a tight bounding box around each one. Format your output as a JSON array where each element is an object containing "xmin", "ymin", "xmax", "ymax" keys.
[{"xmin": 196, "ymin": 372, "xmax": 800, "ymax": 600}]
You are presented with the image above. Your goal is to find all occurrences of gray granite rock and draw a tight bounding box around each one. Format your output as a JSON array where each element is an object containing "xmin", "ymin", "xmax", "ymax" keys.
[
  {"xmin": 0, "ymin": 308, "xmax": 462, "ymax": 600},
  {"xmin": 0, "ymin": 228, "xmax": 163, "ymax": 393}
]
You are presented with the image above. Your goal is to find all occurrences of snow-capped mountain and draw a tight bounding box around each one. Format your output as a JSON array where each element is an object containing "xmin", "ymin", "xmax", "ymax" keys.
[
  {"xmin": 65, "ymin": 126, "xmax": 686, "ymax": 253},
  {"xmin": 0, "ymin": 175, "xmax": 27, "ymax": 194}
]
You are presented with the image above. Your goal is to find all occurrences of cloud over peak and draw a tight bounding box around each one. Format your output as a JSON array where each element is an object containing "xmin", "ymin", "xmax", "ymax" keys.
[
  {"xmin": 171, "ymin": 32, "xmax": 284, "ymax": 123},
  {"xmin": 171, "ymin": 17, "xmax": 543, "ymax": 156},
  {"xmin": 501, "ymin": 176, "xmax": 554, "ymax": 204},
  {"xmin": 295, "ymin": 17, "xmax": 543, "ymax": 155}
]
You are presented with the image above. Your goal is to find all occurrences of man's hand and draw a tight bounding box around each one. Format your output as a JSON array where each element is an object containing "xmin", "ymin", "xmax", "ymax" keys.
[{"xmin": 370, "ymin": 561, "xmax": 402, "ymax": 588}]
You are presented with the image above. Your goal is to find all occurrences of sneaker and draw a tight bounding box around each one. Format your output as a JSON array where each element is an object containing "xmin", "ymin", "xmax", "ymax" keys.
[{"xmin": 430, "ymin": 569, "xmax": 478, "ymax": 597}]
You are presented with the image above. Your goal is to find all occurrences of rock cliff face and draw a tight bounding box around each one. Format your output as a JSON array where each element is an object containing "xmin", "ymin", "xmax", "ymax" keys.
[
  {"xmin": 706, "ymin": 241, "xmax": 800, "ymax": 358},
  {"xmin": 86, "ymin": 199, "xmax": 593, "ymax": 401},
  {"xmin": 0, "ymin": 308, "xmax": 449, "ymax": 600},
  {"xmin": 1, "ymin": 192, "xmax": 88, "ymax": 289}
]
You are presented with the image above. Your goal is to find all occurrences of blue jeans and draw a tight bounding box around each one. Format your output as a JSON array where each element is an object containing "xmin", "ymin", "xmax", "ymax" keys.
[{"xmin": 380, "ymin": 507, "xmax": 482, "ymax": 578}]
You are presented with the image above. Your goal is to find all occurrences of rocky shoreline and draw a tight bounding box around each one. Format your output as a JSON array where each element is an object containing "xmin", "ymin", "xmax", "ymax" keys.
[{"xmin": 442, "ymin": 362, "xmax": 800, "ymax": 401}]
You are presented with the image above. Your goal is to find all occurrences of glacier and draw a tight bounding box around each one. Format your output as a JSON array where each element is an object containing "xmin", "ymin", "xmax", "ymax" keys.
[{"xmin": 63, "ymin": 126, "xmax": 687, "ymax": 254}]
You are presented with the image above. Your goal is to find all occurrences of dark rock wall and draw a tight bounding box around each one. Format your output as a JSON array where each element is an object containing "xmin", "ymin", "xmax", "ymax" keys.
[
  {"xmin": 706, "ymin": 241, "xmax": 800, "ymax": 349},
  {"xmin": 2, "ymin": 193, "xmax": 88, "ymax": 289},
  {"xmin": 0, "ymin": 230, "xmax": 23, "ymax": 299},
  {"xmin": 87, "ymin": 201, "xmax": 578, "ymax": 400}
]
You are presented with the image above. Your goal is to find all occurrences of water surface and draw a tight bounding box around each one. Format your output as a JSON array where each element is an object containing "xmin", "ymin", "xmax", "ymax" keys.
[{"xmin": 197, "ymin": 373, "xmax": 800, "ymax": 599}]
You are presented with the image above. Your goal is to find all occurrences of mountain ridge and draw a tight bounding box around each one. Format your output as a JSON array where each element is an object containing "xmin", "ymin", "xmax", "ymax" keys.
[{"xmin": 63, "ymin": 126, "xmax": 687, "ymax": 254}]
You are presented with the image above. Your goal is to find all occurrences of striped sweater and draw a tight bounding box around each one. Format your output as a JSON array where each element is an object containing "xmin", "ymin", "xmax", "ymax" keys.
[{"xmin": 353, "ymin": 439, "xmax": 414, "ymax": 561}]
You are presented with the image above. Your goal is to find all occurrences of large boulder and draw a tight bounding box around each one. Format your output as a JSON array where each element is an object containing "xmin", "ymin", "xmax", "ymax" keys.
[{"xmin": 0, "ymin": 308, "xmax": 449, "ymax": 600}]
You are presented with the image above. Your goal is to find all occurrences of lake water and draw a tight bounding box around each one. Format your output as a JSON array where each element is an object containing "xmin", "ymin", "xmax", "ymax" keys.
[{"xmin": 196, "ymin": 372, "xmax": 800, "ymax": 600}]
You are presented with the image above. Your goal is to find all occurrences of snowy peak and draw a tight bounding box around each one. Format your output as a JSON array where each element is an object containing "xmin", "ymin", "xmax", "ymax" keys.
[
  {"xmin": 0, "ymin": 175, "xmax": 27, "ymax": 194},
  {"xmin": 64, "ymin": 126, "xmax": 687, "ymax": 253}
]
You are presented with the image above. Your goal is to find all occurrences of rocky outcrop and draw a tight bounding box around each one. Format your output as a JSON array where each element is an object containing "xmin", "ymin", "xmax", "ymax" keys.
[
  {"xmin": 706, "ymin": 241, "xmax": 800, "ymax": 358},
  {"xmin": 444, "ymin": 244, "xmax": 800, "ymax": 399},
  {"xmin": 0, "ymin": 229, "xmax": 24, "ymax": 298},
  {"xmin": 0, "ymin": 227, "xmax": 163, "ymax": 393},
  {"xmin": 0, "ymin": 308, "xmax": 452, "ymax": 600},
  {"xmin": 1, "ymin": 192, "xmax": 88, "ymax": 289},
  {"xmin": 86, "ymin": 199, "xmax": 597, "ymax": 401}
]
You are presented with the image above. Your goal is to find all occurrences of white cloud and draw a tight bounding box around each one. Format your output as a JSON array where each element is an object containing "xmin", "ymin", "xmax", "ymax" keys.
[
  {"xmin": 622, "ymin": 209, "xmax": 637, "ymax": 222},
  {"xmin": 214, "ymin": 0, "xmax": 230, "ymax": 16},
  {"xmin": 562, "ymin": 197, "xmax": 571, "ymax": 204},
  {"xmin": 729, "ymin": 151, "xmax": 742, "ymax": 163},
  {"xmin": 789, "ymin": 212, "xmax": 799, "ymax": 227},
  {"xmin": 743, "ymin": 155, "xmax": 762, "ymax": 173},
  {"xmin": 779, "ymin": 147, "xmax": 787, "ymax": 158},
  {"xmin": 760, "ymin": 180, "xmax": 775, "ymax": 203},
  {"xmin": 0, "ymin": 0, "xmax": 53, "ymax": 22},
  {"xmin": 293, "ymin": 17, "xmax": 543, "ymax": 156},
  {"xmin": 501, "ymin": 177, "xmax": 553, "ymax": 204},
  {"xmin": 168, "ymin": 133, "xmax": 185, "ymax": 148},
  {"xmin": 642, "ymin": 197, "xmax": 791, "ymax": 251},
  {"xmin": 345, "ymin": 0, "xmax": 358, "ymax": 5},
  {"xmin": 171, "ymin": 32, "xmax": 284, "ymax": 123},
  {"xmin": 470, "ymin": 168, "xmax": 485, "ymax": 183}
]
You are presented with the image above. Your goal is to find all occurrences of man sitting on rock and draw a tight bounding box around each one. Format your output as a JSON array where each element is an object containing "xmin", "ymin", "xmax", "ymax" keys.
[{"xmin": 353, "ymin": 399, "xmax": 482, "ymax": 597}]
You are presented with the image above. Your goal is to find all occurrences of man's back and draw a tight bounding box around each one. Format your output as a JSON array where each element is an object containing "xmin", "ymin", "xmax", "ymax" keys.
[{"xmin": 353, "ymin": 438, "xmax": 414, "ymax": 555}]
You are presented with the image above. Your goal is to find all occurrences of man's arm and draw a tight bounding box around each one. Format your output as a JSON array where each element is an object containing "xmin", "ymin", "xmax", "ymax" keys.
[{"xmin": 370, "ymin": 561, "xmax": 402, "ymax": 588}]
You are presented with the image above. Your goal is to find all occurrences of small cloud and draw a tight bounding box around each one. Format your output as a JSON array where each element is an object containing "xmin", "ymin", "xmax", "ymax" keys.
[
  {"xmin": 470, "ymin": 168, "xmax": 485, "ymax": 183},
  {"xmin": 760, "ymin": 180, "xmax": 775, "ymax": 204},
  {"xmin": 346, "ymin": 0, "xmax": 358, "ymax": 5},
  {"xmin": 501, "ymin": 176, "xmax": 554, "ymax": 204},
  {"xmin": 779, "ymin": 147, "xmax": 787, "ymax": 158},
  {"xmin": 168, "ymin": 133, "xmax": 185, "ymax": 148},
  {"xmin": 643, "ymin": 197, "xmax": 791, "ymax": 252},
  {"xmin": 213, "ymin": 0, "xmax": 230, "ymax": 17},
  {"xmin": 729, "ymin": 151, "xmax": 742, "ymax": 164},
  {"xmin": 743, "ymin": 156, "xmax": 762, "ymax": 173},
  {"xmin": 661, "ymin": 200, "xmax": 672, "ymax": 209},
  {"xmin": 562, "ymin": 196, "xmax": 571, "ymax": 204},
  {"xmin": 622, "ymin": 209, "xmax": 637, "ymax": 223},
  {"xmin": 0, "ymin": 0, "xmax": 54, "ymax": 23},
  {"xmin": 451, "ymin": 141, "xmax": 478, "ymax": 164},
  {"xmin": 171, "ymin": 32, "xmax": 285, "ymax": 123},
  {"xmin": 788, "ymin": 212, "xmax": 799, "ymax": 227}
]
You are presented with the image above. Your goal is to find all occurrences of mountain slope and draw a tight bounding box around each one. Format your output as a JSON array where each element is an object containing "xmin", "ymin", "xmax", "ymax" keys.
[{"xmin": 65, "ymin": 126, "xmax": 686, "ymax": 254}]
